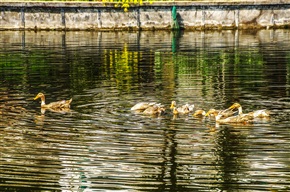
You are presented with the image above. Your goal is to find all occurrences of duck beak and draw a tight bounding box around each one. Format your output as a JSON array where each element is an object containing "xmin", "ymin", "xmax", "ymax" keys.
[
  {"xmin": 33, "ymin": 95, "xmax": 39, "ymax": 100},
  {"xmin": 228, "ymin": 105, "xmax": 236, "ymax": 111},
  {"xmin": 205, "ymin": 111, "xmax": 210, "ymax": 117}
]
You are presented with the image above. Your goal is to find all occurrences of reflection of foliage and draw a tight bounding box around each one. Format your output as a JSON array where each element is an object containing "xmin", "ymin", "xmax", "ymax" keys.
[
  {"xmin": 154, "ymin": 47, "xmax": 266, "ymax": 102},
  {"xmin": 0, "ymin": 43, "xmax": 142, "ymax": 95},
  {"xmin": 103, "ymin": 43, "xmax": 139, "ymax": 92},
  {"xmin": 0, "ymin": 38, "xmax": 281, "ymax": 100},
  {"xmin": 0, "ymin": 51, "xmax": 49, "ymax": 86},
  {"xmin": 167, "ymin": 49, "xmax": 264, "ymax": 79}
]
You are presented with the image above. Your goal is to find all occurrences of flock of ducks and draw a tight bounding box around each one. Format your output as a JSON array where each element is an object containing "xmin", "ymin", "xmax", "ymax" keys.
[
  {"xmin": 33, "ymin": 93, "xmax": 270, "ymax": 124},
  {"xmin": 131, "ymin": 101, "xmax": 270, "ymax": 124}
]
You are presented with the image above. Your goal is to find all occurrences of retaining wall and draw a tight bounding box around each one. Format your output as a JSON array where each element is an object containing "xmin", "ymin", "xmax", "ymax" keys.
[{"xmin": 0, "ymin": 1, "xmax": 290, "ymax": 30}]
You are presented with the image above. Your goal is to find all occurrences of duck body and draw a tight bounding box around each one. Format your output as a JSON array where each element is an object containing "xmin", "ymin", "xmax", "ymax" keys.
[
  {"xmin": 215, "ymin": 113, "xmax": 254, "ymax": 124},
  {"xmin": 131, "ymin": 102, "xmax": 156, "ymax": 111},
  {"xmin": 34, "ymin": 93, "xmax": 72, "ymax": 109},
  {"xmin": 251, "ymin": 109, "xmax": 270, "ymax": 118}
]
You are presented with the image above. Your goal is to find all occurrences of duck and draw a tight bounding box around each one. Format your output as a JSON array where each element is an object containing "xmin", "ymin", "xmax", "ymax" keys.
[
  {"xmin": 143, "ymin": 104, "xmax": 165, "ymax": 116},
  {"xmin": 228, "ymin": 103, "xmax": 270, "ymax": 118},
  {"xmin": 172, "ymin": 106, "xmax": 190, "ymax": 115},
  {"xmin": 34, "ymin": 92, "xmax": 72, "ymax": 109},
  {"xmin": 170, "ymin": 101, "xmax": 194, "ymax": 113},
  {"xmin": 131, "ymin": 102, "xmax": 156, "ymax": 111},
  {"xmin": 193, "ymin": 109, "xmax": 206, "ymax": 118}
]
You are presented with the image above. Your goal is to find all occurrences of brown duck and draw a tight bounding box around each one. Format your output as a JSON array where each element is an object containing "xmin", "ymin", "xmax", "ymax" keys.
[{"xmin": 34, "ymin": 92, "xmax": 72, "ymax": 109}]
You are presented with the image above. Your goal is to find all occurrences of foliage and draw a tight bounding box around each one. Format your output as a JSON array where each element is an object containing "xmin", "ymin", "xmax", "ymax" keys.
[{"xmin": 102, "ymin": 0, "xmax": 153, "ymax": 12}]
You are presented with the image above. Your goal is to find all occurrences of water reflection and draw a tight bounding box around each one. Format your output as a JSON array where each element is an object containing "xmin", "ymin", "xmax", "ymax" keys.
[{"xmin": 0, "ymin": 30, "xmax": 290, "ymax": 191}]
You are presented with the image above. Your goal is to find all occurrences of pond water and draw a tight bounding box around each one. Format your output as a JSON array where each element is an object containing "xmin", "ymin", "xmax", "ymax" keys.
[{"xmin": 0, "ymin": 29, "xmax": 290, "ymax": 192}]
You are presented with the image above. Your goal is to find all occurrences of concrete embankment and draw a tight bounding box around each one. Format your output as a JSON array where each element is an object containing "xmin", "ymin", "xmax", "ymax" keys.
[{"xmin": 0, "ymin": 1, "xmax": 290, "ymax": 30}]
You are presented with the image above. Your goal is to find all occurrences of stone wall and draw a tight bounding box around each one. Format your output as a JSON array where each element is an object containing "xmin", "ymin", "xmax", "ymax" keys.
[{"xmin": 0, "ymin": 1, "xmax": 290, "ymax": 30}]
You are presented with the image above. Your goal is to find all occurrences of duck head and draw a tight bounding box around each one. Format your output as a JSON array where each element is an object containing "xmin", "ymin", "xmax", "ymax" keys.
[
  {"xmin": 170, "ymin": 101, "xmax": 176, "ymax": 109},
  {"xmin": 34, "ymin": 92, "xmax": 45, "ymax": 100}
]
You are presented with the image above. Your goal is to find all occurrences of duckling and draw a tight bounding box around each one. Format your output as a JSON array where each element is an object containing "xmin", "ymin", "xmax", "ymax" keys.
[
  {"xmin": 205, "ymin": 109, "xmax": 220, "ymax": 119},
  {"xmin": 228, "ymin": 103, "xmax": 270, "ymax": 118},
  {"xmin": 143, "ymin": 104, "xmax": 165, "ymax": 115},
  {"xmin": 193, "ymin": 109, "xmax": 206, "ymax": 118},
  {"xmin": 131, "ymin": 102, "xmax": 156, "ymax": 111},
  {"xmin": 185, "ymin": 103, "xmax": 195, "ymax": 112},
  {"xmin": 170, "ymin": 101, "xmax": 194, "ymax": 113},
  {"xmin": 34, "ymin": 92, "xmax": 72, "ymax": 109},
  {"xmin": 172, "ymin": 106, "xmax": 190, "ymax": 115}
]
